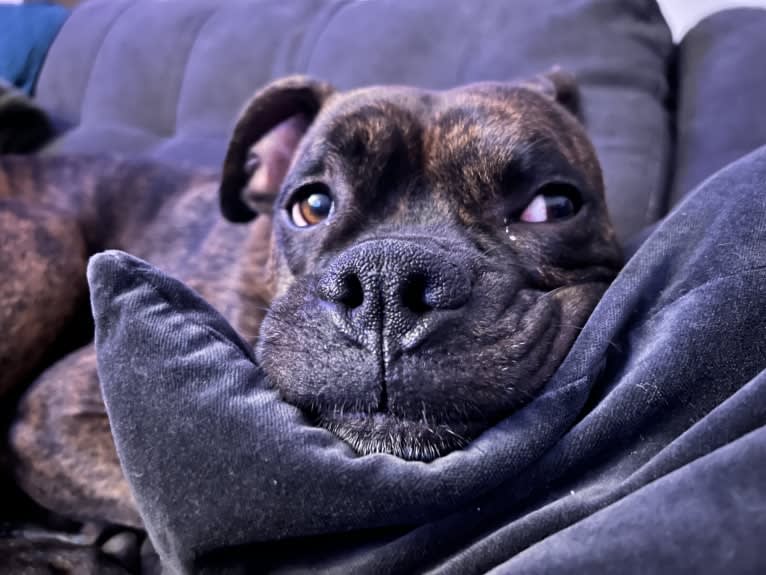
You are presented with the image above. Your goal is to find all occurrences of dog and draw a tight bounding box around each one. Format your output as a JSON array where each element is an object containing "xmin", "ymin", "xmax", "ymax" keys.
[{"xmin": 1, "ymin": 72, "xmax": 621, "ymax": 538}]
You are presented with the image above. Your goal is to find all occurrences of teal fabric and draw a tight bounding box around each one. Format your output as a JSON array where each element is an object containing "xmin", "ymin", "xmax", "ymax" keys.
[{"xmin": 0, "ymin": 4, "xmax": 68, "ymax": 95}]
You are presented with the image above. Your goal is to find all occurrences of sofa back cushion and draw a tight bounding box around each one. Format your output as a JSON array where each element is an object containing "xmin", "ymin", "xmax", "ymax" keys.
[
  {"xmin": 36, "ymin": 0, "xmax": 673, "ymax": 241},
  {"xmin": 671, "ymin": 8, "xmax": 766, "ymax": 206}
]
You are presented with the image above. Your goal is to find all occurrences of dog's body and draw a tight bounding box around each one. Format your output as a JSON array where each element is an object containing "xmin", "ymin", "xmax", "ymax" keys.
[
  {"xmin": 1, "ymin": 156, "xmax": 274, "ymax": 527},
  {"xmin": 1, "ymin": 74, "xmax": 621, "ymax": 534}
]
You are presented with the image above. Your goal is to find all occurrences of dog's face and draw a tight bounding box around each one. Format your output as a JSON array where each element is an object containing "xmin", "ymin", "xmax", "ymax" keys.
[{"xmin": 219, "ymin": 74, "xmax": 621, "ymax": 461}]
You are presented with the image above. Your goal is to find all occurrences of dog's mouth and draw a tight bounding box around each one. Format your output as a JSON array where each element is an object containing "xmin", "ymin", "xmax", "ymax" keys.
[
  {"xmin": 308, "ymin": 409, "xmax": 481, "ymax": 462},
  {"xmin": 258, "ymin": 262, "xmax": 614, "ymax": 463}
]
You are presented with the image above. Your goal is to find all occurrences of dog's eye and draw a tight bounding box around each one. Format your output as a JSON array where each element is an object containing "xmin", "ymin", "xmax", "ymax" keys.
[
  {"xmin": 288, "ymin": 184, "xmax": 334, "ymax": 227},
  {"xmin": 518, "ymin": 183, "xmax": 580, "ymax": 223}
]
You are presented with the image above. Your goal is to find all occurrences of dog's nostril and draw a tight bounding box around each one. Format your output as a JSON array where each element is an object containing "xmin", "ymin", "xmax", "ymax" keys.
[
  {"xmin": 339, "ymin": 273, "xmax": 364, "ymax": 309},
  {"xmin": 401, "ymin": 273, "xmax": 431, "ymax": 315}
]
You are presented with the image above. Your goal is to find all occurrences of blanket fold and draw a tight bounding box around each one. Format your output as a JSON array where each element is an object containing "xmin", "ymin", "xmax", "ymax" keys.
[{"xmin": 90, "ymin": 147, "xmax": 766, "ymax": 574}]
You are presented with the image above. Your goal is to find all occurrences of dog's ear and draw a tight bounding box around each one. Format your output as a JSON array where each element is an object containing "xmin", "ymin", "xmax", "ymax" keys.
[
  {"xmin": 0, "ymin": 80, "xmax": 55, "ymax": 154},
  {"xmin": 220, "ymin": 76, "xmax": 335, "ymax": 223},
  {"xmin": 520, "ymin": 68, "xmax": 580, "ymax": 118}
]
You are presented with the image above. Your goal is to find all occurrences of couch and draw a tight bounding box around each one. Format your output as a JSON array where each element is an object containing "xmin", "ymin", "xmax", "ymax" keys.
[
  {"xmin": 4, "ymin": 0, "xmax": 766, "ymax": 572},
  {"xmin": 30, "ymin": 0, "xmax": 766, "ymax": 247}
]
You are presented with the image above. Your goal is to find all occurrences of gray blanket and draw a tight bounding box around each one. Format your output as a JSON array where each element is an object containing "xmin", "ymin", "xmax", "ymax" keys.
[{"xmin": 89, "ymin": 147, "xmax": 766, "ymax": 574}]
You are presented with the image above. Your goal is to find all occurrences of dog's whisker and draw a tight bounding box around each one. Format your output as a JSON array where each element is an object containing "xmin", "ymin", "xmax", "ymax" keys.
[
  {"xmin": 536, "ymin": 284, "xmax": 574, "ymax": 303},
  {"xmin": 443, "ymin": 428, "xmax": 468, "ymax": 444}
]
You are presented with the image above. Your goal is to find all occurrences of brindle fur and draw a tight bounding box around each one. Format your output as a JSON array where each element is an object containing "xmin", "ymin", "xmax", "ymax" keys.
[
  {"xmin": 1, "ymin": 73, "xmax": 621, "ymax": 532},
  {"xmin": 1, "ymin": 157, "xmax": 274, "ymax": 527}
]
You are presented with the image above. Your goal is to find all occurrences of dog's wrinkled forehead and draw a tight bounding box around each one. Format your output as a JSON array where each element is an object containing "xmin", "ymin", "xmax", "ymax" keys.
[
  {"xmin": 291, "ymin": 82, "xmax": 600, "ymax": 194},
  {"xmin": 218, "ymin": 73, "xmax": 608, "ymax": 226}
]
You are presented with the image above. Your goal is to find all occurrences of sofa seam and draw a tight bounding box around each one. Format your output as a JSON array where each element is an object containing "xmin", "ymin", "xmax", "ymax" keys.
[
  {"xmin": 300, "ymin": 0, "xmax": 357, "ymax": 73},
  {"xmin": 169, "ymin": 4, "xmax": 221, "ymax": 138},
  {"xmin": 30, "ymin": 7, "xmax": 70, "ymax": 98},
  {"xmin": 76, "ymin": 0, "xmax": 134, "ymax": 125}
]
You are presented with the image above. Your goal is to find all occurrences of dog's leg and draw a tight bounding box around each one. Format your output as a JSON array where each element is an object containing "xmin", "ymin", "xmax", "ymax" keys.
[
  {"xmin": 0, "ymin": 200, "xmax": 89, "ymax": 399},
  {"xmin": 10, "ymin": 343, "xmax": 142, "ymax": 528}
]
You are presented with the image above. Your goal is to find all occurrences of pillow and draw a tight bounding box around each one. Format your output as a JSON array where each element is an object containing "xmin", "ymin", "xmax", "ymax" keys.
[
  {"xmin": 38, "ymin": 0, "xmax": 673, "ymax": 240},
  {"xmin": 89, "ymin": 250, "xmax": 593, "ymax": 573},
  {"xmin": 670, "ymin": 8, "xmax": 766, "ymax": 206},
  {"xmin": 89, "ymin": 221, "xmax": 766, "ymax": 574}
]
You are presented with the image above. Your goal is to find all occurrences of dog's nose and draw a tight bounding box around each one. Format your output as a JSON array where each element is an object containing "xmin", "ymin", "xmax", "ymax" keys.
[{"xmin": 316, "ymin": 239, "xmax": 471, "ymax": 352}]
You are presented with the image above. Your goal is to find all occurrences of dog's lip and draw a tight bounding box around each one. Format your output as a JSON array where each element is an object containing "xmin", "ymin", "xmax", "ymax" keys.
[
  {"xmin": 310, "ymin": 409, "xmax": 478, "ymax": 461},
  {"xmin": 309, "ymin": 408, "xmax": 485, "ymax": 439}
]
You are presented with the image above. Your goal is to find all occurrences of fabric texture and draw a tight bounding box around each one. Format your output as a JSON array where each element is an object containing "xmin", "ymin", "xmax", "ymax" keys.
[
  {"xmin": 36, "ymin": 0, "xmax": 674, "ymax": 241},
  {"xmin": 671, "ymin": 7, "xmax": 766, "ymax": 205},
  {"xmin": 0, "ymin": 4, "xmax": 68, "ymax": 95},
  {"xmin": 90, "ymin": 145, "xmax": 766, "ymax": 574}
]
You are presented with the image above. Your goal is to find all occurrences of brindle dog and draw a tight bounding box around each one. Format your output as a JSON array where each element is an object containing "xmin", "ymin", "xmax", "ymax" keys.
[{"xmin": 1, "ymin": 73, "xmax": 621, "ymax": 537}]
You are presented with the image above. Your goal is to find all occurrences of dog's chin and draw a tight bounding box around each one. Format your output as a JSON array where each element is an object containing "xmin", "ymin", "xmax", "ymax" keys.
[{"xmin": 310, "ymin": 410, "xmax": 482, "ymax": 461}]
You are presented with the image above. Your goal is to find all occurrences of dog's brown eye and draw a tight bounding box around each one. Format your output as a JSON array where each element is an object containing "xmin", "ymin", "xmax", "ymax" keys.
[
  {"xmin": 518, "ymin": 183, "xmax": 580, "ymax": 223},
  {"xmin": 288, "ymin": 184, "xmax": 333, "ymax": 227}
]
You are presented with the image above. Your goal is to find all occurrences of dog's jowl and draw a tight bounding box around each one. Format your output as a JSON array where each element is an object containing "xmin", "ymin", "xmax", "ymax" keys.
[{"xmin": 220, "ymin": 73, "xmax": 622, "ymax": 461}]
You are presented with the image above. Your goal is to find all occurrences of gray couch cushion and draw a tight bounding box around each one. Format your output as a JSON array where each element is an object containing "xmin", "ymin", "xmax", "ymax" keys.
[
  {"xmin": 36, "ymin": 0, "xmax": 341, "ymax": 164},
  {"xmin": 670, "ymin": 8, "xmax": 766, "ymax": 206},
  {"xmin": 36, "ymin": 0, "xmax": 673, "ymax": 241}
]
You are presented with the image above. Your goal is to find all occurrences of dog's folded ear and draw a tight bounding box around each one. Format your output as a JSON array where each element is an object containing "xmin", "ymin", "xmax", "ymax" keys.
[
  {"xmin": 520, "ymin": 68, "xmax": 580, "ymax": 119},
  {"xmin": 220, "ymin": 76, "xmax": 335, "ymax": 223}
]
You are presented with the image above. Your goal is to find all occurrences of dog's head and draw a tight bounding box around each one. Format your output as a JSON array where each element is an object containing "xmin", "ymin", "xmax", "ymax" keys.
[{"xmin": 219, "ymin": 73, "xmax": 621, "ymax": 461}]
